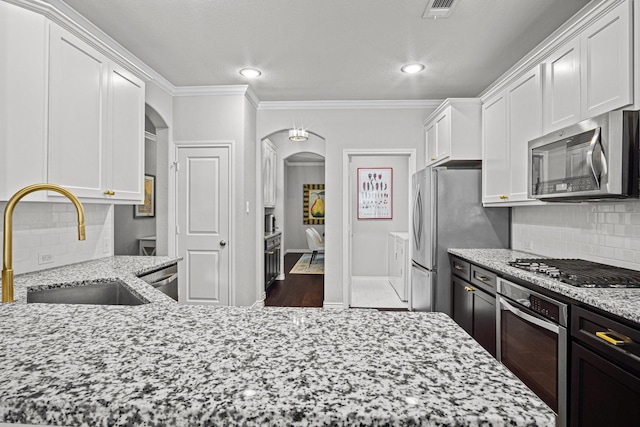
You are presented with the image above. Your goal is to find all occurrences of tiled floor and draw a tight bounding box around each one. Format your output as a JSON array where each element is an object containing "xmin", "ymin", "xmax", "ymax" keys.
[{"xmin": 350, "ymin": 277, "xmax": 407, "ymax": 309}]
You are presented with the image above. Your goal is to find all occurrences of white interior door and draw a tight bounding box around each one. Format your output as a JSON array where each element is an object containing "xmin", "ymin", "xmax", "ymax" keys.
[{"xmin": 177, "ymin": 145, "xmax": 230, "ymax": 306}]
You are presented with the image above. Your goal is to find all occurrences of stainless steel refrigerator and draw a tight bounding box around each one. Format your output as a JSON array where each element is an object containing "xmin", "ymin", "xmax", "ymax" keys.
[{"xmin": 411, "ymin": 167, "xmax": 510, "ymax": 313}]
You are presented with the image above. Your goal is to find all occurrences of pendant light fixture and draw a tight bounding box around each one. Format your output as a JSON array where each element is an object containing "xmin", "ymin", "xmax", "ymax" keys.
[{"xmin": 288, "ymin": 128, "xmax": 309, "ymax": 142}]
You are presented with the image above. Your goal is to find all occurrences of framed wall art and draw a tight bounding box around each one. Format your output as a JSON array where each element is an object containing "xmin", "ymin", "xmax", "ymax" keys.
[
  {"xmin": 134, "ymin": 174, "xmax": 155, "ymax": 218},
  {"xmin": 357, "ymin": 168, "xmax": 392, "ymax": 219},
  {"xmin": 303, "ymin": 184, "xmax": 325, "ymax": 225}
]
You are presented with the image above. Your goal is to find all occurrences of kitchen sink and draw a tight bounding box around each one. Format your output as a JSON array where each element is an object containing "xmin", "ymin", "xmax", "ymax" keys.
[{"xmin": 27, "ymin": 280, "xmax": 148, "ymax": 306}]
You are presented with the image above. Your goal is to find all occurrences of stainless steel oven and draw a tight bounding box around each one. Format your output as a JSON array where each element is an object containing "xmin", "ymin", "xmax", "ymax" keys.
[
  {"xmin": 528, "ymin": 110, "xmax": 639, "ymax": 202},
  {"xmin": 497, "ymin": 278, "xmax": 568, "ymax": 427}
]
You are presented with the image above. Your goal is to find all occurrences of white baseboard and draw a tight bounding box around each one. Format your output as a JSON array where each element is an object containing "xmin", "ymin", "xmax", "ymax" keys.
[
  {"xmin": 251, "ymin": 298, "xmax": 265, "ymax": 309},
  {"xmin": 276, "ymin": 273, "xmax": 285, "ymax": 280},
  {"xmin": 323, "ymin": 301, "xmax": 346, "ymax": 309}
]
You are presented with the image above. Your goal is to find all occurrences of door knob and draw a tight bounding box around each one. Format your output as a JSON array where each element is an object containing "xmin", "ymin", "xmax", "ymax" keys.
[{"xmin": 220, "ymin": 240, "xmax": 227, "ymax": 247}]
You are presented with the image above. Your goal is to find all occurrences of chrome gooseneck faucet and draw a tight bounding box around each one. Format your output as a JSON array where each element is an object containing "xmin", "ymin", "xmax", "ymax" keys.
[{"xmin": 2, "ymin": 184, "xmax": 86, "ymax": 303}]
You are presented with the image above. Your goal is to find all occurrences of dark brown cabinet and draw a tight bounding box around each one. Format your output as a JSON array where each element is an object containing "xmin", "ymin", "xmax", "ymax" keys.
[
  {"xmin": 451, "ymin": 256, "xmax": 497, "ymax": 357},
  {"xmin": 265, "ymin": 233, "xmax": 281, "ymax": 291},
  {"xmin": 570, "ymin": 306, "xmax": 640, "ymax": 427}
]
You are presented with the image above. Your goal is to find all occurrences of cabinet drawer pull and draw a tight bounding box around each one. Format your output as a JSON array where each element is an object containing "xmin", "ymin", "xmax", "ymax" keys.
[
  {"xmin": 464, "ymin": 286, "xmax": 475, "ymax": 292},
  {"xmin": 475, "ymin": 275, "xmax": 490, "ymax": 282},
  {"xmin": 596, "ymin": 330, "xmax": 631, "ymax": 346},
  {"xmin": 454, "ymin": 264, "xmax": 466, "ymax": 271},
  {"xmin": 499, "ymin": 194, "xmax": 508, "ymax": 200},
  {"xmin": 431, "ymin": 157, "xmax": 437, "ymax": 161}
]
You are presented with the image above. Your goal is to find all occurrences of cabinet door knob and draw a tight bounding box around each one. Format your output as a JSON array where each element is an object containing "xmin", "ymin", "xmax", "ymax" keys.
[
  {"xmin": 431, "ymin": 157, "xmax": 437, "ymax": 161},
  {"xmin": 220, "ymin": 240, "xmax": 227, "ymax": 247},
  {"xmin": 499, "ymin": 194, "xmax": 509, "ymax": 200},
  {"xmin": 464, "ymin": 286, "xmax": 475, "ymax": 292}
]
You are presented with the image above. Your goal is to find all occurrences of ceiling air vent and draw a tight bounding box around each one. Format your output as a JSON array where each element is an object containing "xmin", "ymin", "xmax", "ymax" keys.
[{"xmin": 422, "ymin": 0, "xmax": 458, "ymax": 19}]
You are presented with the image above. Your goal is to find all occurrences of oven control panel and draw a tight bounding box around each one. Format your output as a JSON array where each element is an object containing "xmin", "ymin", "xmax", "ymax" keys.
[{"xmin": 529, "ymin": 295, "xmax": 560, "ymax": 323}]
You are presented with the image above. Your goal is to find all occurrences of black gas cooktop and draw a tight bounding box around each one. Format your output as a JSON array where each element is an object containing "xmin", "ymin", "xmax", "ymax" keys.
[{"xmin": 508, "ymin": 258, "xmax": 640, "ymax": 288}]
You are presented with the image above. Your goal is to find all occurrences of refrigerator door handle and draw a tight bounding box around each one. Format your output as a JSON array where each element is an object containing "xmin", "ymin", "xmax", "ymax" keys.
[
  {"xmin": 413, "ymin": 187, "xmax": 422, "ymax": 252},
  {"xmin": 430, "ymin": 169, "xmax": 438, "ymax": 269}
]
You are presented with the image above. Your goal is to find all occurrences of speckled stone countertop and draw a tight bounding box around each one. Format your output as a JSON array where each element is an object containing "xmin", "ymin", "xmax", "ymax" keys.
[
  {"xmin": 0, "ymin": 257, "xmax": 555, "ymax": 426},
  {"xmin": 9, "ymin": 256, "xmax": 181, "ymax": 305},
  {"xmin": 449, "ymin": 248, "xmax": 640, "ymax": 325}
]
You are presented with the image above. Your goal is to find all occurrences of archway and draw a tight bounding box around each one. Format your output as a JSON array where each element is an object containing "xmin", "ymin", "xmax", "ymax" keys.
[{"xmin": 259, "ymin": 129, "xmax": 326, "ymax": 305}]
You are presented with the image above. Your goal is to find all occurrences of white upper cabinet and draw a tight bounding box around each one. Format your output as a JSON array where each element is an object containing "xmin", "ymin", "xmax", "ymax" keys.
[
  {"xmin": 108, "ymin": 64, "xmax": 145, "ymax": 201},
  {"xmin": 580, "ymin": 0, "xmax": 632, "ymax": 118},
  {"xmin": 0, "ymin": 2, "xmax": 48, "ymax": 201},
  {"xmin": 48, "ymin": 23, "xmax": 144, "ymax": 203},
  {"xmin": 48, "ymin": 24, "xmax": 109, "ymax": 199},
  {"xmin": 543, "ymin": 0, "xmax": 632, "ymax": 133},
  {"xmin": 0, "ymin": 4, "xmax": 146, "ymax": 203},
  {"xmin": 507, "ymin": 65, "xmax": 543, "ymax": 204},
  {"xmin": 263, "ymin": 139, "xmax": 277, "ymax": 208},
  {"xmin": 424, "ymin": 99, "xmax": 482, "ymax": 167},
  {"xmin": 483, "ymin": 66, "xmax": 544, "ymax": 206},
  {"xmin": 481, "ymin": 92, "xmax": 509, "ymax": 204},
  {"xmin": 543, "ymin": 37, "xmax": 581, "ymax": 133},
  {"xmin": 482, "ymin": 0, "xmax": 633, "ymax": 206}
]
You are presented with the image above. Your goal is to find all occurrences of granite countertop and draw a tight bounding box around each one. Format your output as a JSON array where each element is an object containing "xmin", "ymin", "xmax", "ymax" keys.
[
  {"xmin": 9, "ymin": 256, "xmax": 181, "ymax": 305},
  {"xmin": 0, "ymin": 257, "xmax": 555, "ymax": 426},
  {"xmin": 449, "ymin": 248, "xmax": 640, "ymax": 325}
]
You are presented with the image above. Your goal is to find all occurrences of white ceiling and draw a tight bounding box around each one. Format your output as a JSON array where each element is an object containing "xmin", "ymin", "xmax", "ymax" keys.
[{"xmin": 59, "ymin": 0, "xmax": 591, "ymax": 101}]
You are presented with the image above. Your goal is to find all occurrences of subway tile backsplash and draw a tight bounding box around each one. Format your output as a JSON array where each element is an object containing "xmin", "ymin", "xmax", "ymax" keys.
[
  {"xmin": 512, "ymin": 201, "xmax": 640, "ymax": 270},
  {"xmin": 0, "ymin": 202, "xmax": 113, "ymax": 275}
]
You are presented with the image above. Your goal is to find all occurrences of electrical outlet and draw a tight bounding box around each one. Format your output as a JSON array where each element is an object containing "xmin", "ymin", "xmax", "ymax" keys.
[
  {"xmin": 103, "ymin": 238, "xmax": 110, "ymax": 253},
  {"xmin": 523, "ymin": 240, "xmax": 533, "ymax": 251},
  {"xmin": 38, "ymin": 252, "xmax": 54, "ymax": 265}
]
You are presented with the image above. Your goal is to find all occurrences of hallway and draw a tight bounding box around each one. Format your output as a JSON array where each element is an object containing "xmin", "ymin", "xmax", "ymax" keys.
[{"xmin": 265, "ymin": 253, "xmax": 324, "ymax": 307}]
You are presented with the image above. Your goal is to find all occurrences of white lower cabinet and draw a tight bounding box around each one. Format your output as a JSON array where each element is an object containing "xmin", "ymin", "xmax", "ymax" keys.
[{"xmin": 388, "ymin": 232, "xmax": 409, "ymax": 302}]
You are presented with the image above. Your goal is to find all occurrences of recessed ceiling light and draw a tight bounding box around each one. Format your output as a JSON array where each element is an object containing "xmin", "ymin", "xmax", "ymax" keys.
[
  {"xmin": 401, "ymin": 63, "xmax": 425, "ymax": 74},
  {"xmin": 239, "ymin": 68, "xmax": 262, "ymax": 78}
]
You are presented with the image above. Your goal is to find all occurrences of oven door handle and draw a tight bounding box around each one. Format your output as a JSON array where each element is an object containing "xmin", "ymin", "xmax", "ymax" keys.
[
  {"xmin": 500, "ymin": 297, "xmax": 560, "ymax": 334},
  {"xmin": 151, "ymin": 273, "xmax": 178, "ymax": 287}
]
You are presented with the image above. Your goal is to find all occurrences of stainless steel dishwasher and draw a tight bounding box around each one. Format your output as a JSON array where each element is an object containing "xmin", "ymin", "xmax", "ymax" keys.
[{"xmin": 139, "ymin": 263, "xmax": 178, "ymax": 301}]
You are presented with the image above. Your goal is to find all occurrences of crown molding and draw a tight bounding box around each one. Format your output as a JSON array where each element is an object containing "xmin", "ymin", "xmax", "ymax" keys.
[
  {"xmin": 258, "ymin": 99, "xmax": 444, "ymax": 110},
  {"xmin": 479, "ymin": 0, "xmax": 621, "ymax": 100}
]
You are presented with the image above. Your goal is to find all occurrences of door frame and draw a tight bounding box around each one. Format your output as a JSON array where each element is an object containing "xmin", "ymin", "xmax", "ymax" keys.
[
  {"xmin": 170, "ymin": 141, "xmax": 236, "ymax": 305},
  {"xmin": 342, "ymin": 148, "xmax": 416, "ymax": 308}
]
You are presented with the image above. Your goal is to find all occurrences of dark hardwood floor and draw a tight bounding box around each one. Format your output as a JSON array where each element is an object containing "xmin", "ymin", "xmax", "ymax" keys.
[{"xmin": 265, "ymin": 253, "xmax": 324, "ymax": 307}]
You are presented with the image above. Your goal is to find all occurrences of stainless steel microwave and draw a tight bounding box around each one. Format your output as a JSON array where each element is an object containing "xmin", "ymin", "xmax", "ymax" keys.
[{"xmin": 528, "ymin": 110, "xmax": 639, "ymax": 202}]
